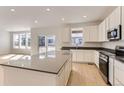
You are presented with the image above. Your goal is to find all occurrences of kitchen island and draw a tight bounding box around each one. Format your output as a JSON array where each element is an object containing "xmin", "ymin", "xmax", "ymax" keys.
[{"xmin": 0, "ymin": 51, "xmax": 72, "ymax": 86}]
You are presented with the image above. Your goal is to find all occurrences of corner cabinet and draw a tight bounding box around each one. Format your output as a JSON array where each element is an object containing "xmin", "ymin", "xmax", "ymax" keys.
[{"xmin": 83, "ymin": 25, "xmax": 99, "ymax": 42}]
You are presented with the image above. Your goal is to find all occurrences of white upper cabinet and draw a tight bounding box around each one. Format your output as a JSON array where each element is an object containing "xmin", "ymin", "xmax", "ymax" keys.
[
  {"xmin": 98, "ymin": 20, "xmax": 108, "ymax": 42},
  {"xmin": 62, "ymin": 26, "xmax": 71, "ymax": 42},
  {"xmin": 97, "ymin": 6, "xmax": 121, "ymax": 42},
  {"xmin": 109, "ymin": 7, "xmax": 121, "ymax": 29},
  {"xmin": 122, "ymin": 6, "xmax": 124, "ymax": 40},
  {"xmin": 83, "ymin": 25, "xmax": 99, "ymax": 42},
  {"xmin": 105, "ymin": 16, "xmax": 110, "ymax": 33}
]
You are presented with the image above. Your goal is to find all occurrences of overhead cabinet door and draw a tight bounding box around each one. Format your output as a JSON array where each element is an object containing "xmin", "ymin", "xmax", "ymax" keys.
[
  {"xmin": 83, "ymin": 26, "xmax": 98, "ymax": 42},
  {"xmin": 109, "ymin": 7, "xmax": 121, "ymax": 29},
  {"xmin": 98, "ymin": 20, "xmax": 107, "ymax": 42},
  {"xmin": 62, "ymin": 26, "xmax": 71, "ymax": 42},
  {"xmin": 122, "ymin": 6, "xmax": 124, "ymax": 40}
]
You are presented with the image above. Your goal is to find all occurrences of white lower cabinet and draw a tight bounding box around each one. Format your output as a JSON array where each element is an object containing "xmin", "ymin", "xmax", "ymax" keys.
[
  {"xmin": 94, "ymin": 51, "xmax": 99, "ymax": 68},
  {"xmin": 71, "ymin": 50, "xmax": 98, "ymax": 63},
  {"xmin": 72, "ymin": 50, "xmax": 77, "ymax": 62},
  {"xmin": 114, "ymin": 59, "xmax": 124, "ymax": 86},
  {"xmin": 109, "ymin": 57, "xmax": 114, "ymax": 85}
]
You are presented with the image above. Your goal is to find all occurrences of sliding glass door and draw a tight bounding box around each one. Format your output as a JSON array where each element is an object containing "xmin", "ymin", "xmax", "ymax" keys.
[{"xmin": 39, "ymin": 35, "xmax": 56, "ymax": 54}]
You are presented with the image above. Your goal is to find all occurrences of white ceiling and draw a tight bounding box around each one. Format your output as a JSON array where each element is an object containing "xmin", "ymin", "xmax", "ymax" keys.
[{"xmin": 0, "ymin": 6, "xmax": 116, "ymax": 31}]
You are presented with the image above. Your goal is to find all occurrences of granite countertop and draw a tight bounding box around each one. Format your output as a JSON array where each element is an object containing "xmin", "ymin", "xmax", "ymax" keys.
[
  {"xmin": 61, "ymin": 46, "xmax": 124, "ymax": 63},
  {"xmin": 0, "ymin": 51, "xmax": 71, "ymax": 74}
]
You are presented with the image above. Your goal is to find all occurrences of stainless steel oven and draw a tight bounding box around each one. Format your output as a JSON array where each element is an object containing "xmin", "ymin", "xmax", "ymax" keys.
[
  {"xmin": 107, "ymin": 25, "xmax": 121, "ymax": 41},
  {"xmin": 99, "ymin": 53, "xmax": 109, "ymax": 83}
]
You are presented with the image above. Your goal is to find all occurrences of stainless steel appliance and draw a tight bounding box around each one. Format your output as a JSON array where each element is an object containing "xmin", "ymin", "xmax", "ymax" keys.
[
  {"xmin": 115, "ymin": 46, "xmax": 124, "ymax": 56},
  {"xmin": 107, "ymin": 25, "xmax": 121, "ymax": 41},
  {"xmin": 99, "ymin": 53, "xmax": 109, "ymax": 83}
]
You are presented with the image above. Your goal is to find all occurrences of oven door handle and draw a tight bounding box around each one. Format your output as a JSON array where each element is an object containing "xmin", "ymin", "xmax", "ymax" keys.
[{"xmin": 99, "ymin": 57, "xmax": 108, "ymax": 62}]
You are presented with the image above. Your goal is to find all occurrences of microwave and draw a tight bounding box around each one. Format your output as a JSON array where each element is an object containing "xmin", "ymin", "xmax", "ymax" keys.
[{"xmin": 107, "ymin": 25, "xmax": 121, "ymax": 41}]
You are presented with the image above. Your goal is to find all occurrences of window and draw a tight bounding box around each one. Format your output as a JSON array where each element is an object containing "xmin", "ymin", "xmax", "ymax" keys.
[
  {"xmin": 39, "ymin": 35, "xmax": 56, "ymax": 53},
  {"xmin": 39, "ymin": 36, "xmax": 46, "ymax": 53},
  {"xmin": 20, "ymin": 33, "xmax": 26, "ymax": 49},
  {"xmin": 71, "ymin": 31, "xmax": 83, "ymax": 46},
  {"xmin": 13, "ymin": 32, "xmax": 31, "ymax": 49},
  {"xmin": 47, "ymin": 36, "xmax": 56, "ymax": 52},
  {"xmin": 13, "ymin": 34, "xmax": 19, "ymax": 48},
  {"xmin": 27, "ymin": 33, "xmax": 31, "ymax": 49}
]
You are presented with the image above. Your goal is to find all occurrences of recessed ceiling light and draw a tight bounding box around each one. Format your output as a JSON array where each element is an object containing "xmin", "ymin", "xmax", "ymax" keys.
[
  {"xmin": 10, "ymin": 9, "xmax": 15, "ymax": 12},
  {"xmin": 61, "ymin": 18, "xmax": 65, "ymax": 21},
  {"xmin": 34, "ymin": 20, "xmax": 38, "ymax": 23},
  {"xmin": 46, "ymin": 8, "xmax": 50, "ymax": 12},
  {"xmin": 83, "ymin": 16, "xmax": 87, "ymax": 18}
]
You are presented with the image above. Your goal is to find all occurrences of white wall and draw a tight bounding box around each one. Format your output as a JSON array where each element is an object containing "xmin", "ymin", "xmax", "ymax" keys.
[
  {"xmin": 31, "ymin": 26, "xmax": 63, "ymax": 55},
  {"xmin": 0, "ymin": 29, "xmax": 10, "ymax": 55},
  {"xmin": 102, "ymin": 40, "xmax": 124, "ymax": 49}
]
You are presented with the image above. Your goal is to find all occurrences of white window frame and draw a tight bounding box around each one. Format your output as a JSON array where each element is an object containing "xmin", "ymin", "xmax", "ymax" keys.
[
  {"xmin": 26, "ymin": 33, "xmax": 31, "ymax": 49},
  {"xmin": 13, "ymin": 32, "xmax": 31, "ymax": 49},
  {"xmin": 71, "ymin": 28, "xmax": 83, "ymax": 46},
  {"xmin": 13, "ymin": 34, "xmax": 20, "ymax": 49},
  {"xmin": 19, "ymin": 33, "xmax": 26, "ymax": 49},
  {"xmin": 39, "ymin": 35, "xmax": 56, "ymax": 53}
]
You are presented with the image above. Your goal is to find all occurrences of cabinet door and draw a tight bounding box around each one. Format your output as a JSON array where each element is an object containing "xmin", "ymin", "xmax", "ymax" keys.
[
  {"xmin": 105, "ymin": 17, "xmax": 110, "ymax": 32},
  {"xmin": 85, "ymin": 50, "xmax": 92, "ymax": 62},
  {"xmin": 109, "ymin": 11, "xmax": 115, "ymax": 29},
  {"xmin": 79, "ymin": 50, "xmax": 94, "ymax": 63},
  {"xmin": 84, "ymin": 26, "xmax": 98, "ymax": 42},
  {"xmin": 76, "ymin": 50, "xmax": 84, "ymax": 62},
  {"xmin": 114, "ymin": 7, "xmax": 121, "ymax": 27},
  {"xmin": 114, "ymin": 79, "xmax": 123, "ymax": 86},
  {"xmin": 122, "ymin": 6, "xmax": 124, "ymax": 40},
  {"xmin": 62, "ymin": 27, "xmax": 70, "ymax": 42},
  {"xmin": 109, "ymin": 7, "xmax": 121, "ymax": 29},
  {"xmin": 89, "ymin": 26, "xmax": 98, "ymax": 41},
  {"xmin": 83, "ymin": 26, "xmax": 90, "ymax": 42},
  {"xmin": 98, "ymin": 20, "xmax": 107, "ymax": 42},
  {"xmin": 105, "ymin": 17, "xmax": 109, "ymax": 41},
  {"xmin": 109, "ymin": 57, "xmax": 114, "ymax": 85},
  {"xmin": 114, "ymin": 60, "xmax": 124, "ymax": 85},
  {"xmin": 94, "ymin": 51, "xmax": 99, "ymax": 68},
  {"xmin": 71, "ymin": 50, "xmax": 77, "ymax": 62}
]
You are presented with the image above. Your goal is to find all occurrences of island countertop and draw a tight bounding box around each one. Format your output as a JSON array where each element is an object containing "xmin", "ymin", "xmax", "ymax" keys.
[{"xmin": 0, "ymin": 51, "xmax": 71, "ymax": 74}]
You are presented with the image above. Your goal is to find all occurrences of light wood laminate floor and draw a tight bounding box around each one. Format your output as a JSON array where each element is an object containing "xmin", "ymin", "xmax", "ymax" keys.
[{"xmin": 67, "ymin": 63, "xmax": 107, "ymax": 86}]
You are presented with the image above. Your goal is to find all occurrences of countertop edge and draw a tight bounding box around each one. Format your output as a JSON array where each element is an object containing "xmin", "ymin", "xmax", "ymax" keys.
[{"xmin": 0, "ymin": 64, "xmax": 58, "ymax": 74}]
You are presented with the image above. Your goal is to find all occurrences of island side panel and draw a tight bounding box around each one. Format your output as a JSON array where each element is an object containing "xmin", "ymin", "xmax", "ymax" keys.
[
  {"xmin": 0, "ymin": 65, "xmax": 4, "ymax": 85},
  {"xmin": 56, "ymin": 56, "xmax": 72, "ymax": 86},
  {"xmin": 2, "ymin": 66, "xmax": 57, "ymax": 86}
]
